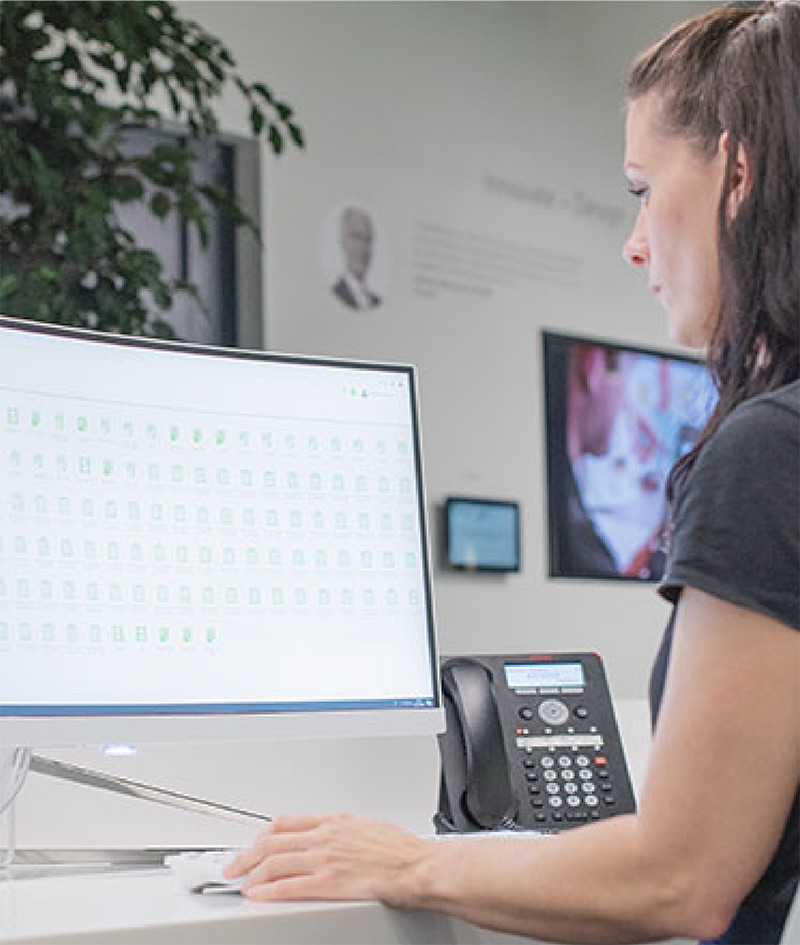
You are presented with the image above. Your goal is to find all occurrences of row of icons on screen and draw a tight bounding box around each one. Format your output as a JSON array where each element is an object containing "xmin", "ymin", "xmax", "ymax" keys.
[
  {"xmin": 2, "ymin": 583, "xmax": 423, "ymax": 607},
  {"xmin": 2, "ymin": 581, "xmax": 423, "ymax": 610},
  {"xmin": 6, "ymin": 495, "xmax": 417, "ymax": 532},
  {"xmin": 6, "ymin": 453, "xmax": 415, "ymax": 495},
  {"xmin": 6, "ymin": 407, "xmax": 410, "ymax": 457},
  {"xmin": 3, "ymin": 542, "xmax": 420, "ymax": 572},
  {"xmin": 1, "ymin": 621, "xmax": 221, "ymax": 647}
]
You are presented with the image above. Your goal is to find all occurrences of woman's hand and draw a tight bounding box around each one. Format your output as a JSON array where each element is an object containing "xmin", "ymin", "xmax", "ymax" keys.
[{"xmin": 223, "ymin": 812, "xmax": 432, "ymax": 906}]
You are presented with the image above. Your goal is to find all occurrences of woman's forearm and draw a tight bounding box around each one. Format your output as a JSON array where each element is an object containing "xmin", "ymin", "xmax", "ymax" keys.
[{"xmin": 400, "ymin": 816, "xmax": 729, "ymax": 944}]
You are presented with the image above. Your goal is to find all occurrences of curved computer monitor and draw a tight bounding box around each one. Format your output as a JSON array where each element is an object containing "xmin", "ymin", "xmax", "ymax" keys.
[
  {"xmin": 542, "ymin": 329, "xmax": 716, "ymax": 582},
  {"xmin": 0, "ymin": 317, "xmax": 443, "ymax": 747}
]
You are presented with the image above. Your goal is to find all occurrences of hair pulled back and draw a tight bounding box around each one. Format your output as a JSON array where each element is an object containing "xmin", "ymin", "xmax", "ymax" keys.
[{"xmin": 627, "ymin": 1, "xmax": 800, "ymax": 493}]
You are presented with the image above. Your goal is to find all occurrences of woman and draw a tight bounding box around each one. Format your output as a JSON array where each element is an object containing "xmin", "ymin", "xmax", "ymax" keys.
[{"xmin": 226, "ymin": 4, "xmax": 800, "ymax": 942}]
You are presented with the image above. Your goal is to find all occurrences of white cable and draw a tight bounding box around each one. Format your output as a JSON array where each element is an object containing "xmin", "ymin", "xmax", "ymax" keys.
[
  {"xmin": 1, "ymin": 748, "xmax": 32, "ymax": 815},
  {"xmin": 1, "ymin": 747, "xmax": 32, "ymax": 868}
]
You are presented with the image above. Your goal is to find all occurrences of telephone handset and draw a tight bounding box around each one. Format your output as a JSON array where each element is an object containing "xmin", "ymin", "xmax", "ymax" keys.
[
  {"xmin": 435, "ymin": 652, "xmax": 636, "ymax": 834},
  {"xmin": 440, "ymin": 660, "xmax": 518, "ymax": 829}
]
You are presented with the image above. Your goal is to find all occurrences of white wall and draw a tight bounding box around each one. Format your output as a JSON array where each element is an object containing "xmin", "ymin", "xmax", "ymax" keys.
[
  {"xmin": 12, "ymin": 1, "xmax": 713, "ymax": 851},
  {"xmin": 177, "ymin": 0, "xmax": 712, "ymax": 700}
]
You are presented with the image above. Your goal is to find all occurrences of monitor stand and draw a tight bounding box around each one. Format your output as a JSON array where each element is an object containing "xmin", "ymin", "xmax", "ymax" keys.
[
  {"xmin": 29, "ymin": 754, "xmax": 271, "ymax": 826},
  {"xmin": 5, "ymin": 753, "xmax": 271, "ymax": 872}
]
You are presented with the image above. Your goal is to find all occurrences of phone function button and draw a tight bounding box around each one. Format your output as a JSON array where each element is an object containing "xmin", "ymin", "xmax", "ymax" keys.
[
  {"xmin": 518, "ymin": 706, "xmax": 535, "ymax": 721},
  {"xmin": 573, "ymin": 706, "xmax": 589, "ymax": 720},
  {"xmin": 538, "ymin": 699, "xmax": 569, "ymax": 726}
]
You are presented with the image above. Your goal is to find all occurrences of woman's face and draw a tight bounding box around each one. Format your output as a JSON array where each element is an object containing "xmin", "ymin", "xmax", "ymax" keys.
[{"xmin": 622, "ymin": 93, "xmax": 727, "ymax": 349}]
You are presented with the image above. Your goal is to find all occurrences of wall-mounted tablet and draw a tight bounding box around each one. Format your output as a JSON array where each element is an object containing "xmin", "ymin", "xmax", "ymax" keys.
[{"xmin": 444, "ymin": 497, "xmax": 520, "ymax": 573}]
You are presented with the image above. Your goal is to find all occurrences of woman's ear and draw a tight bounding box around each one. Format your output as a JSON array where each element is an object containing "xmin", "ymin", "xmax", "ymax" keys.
[{"xmin": 720, "ymin": 130, "xmax": 753, "ymax": 220}]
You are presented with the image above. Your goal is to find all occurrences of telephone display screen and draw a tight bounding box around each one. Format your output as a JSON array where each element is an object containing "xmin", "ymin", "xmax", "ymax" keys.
[{"xmin": 504, "ymin": 662, "xmax": 586, "ymax": 690}]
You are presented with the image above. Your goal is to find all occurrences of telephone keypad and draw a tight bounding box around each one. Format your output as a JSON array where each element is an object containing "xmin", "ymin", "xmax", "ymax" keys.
[{"xmin": 517, "ymin": 750, "xmax": 619, "ymax": 827}]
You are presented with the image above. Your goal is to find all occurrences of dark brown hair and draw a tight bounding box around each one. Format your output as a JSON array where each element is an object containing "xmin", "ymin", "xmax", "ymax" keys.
[{"xmin": 627, "ymin": 1, "xmax": 800, "ymax": 497}]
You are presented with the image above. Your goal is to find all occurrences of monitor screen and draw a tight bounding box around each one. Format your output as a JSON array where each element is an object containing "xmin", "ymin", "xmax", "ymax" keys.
[
  {"xmin": 444, "ymin": 497, "xmax": 520, "ymax": 573},
  {"xmin": 0, "ymin": 317, "xmax": 443, "ymax": 747},
  {"xmin": 542, "ymin": 330, "xmax": 716, "ymax": 582}
]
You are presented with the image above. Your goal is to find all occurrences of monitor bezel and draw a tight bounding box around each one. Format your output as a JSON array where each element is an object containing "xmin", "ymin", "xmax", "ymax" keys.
[
  {"xmin": 443, "ymin": 496, "xmax": 521, "ymax": 574},
  {"xmin": 0, "ymin": 315, "xmax": 444, "ymax": 746},
  {"xmin": 541, "ymin": 328, "xmax": 711, "ymax": 584}
]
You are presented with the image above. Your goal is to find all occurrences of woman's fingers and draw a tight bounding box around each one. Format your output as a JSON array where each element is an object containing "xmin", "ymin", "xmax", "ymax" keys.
[
  {"xmin": 243, "ymin": 850, "xmax": 327, "ymax": 893},
  {"xmin": 224, "ymin": 813, "xmax": 342, "ymax": 879}
]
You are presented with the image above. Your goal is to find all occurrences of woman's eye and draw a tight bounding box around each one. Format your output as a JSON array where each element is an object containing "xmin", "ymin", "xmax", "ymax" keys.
[{"xmin": 628, "ymin": 186, "xmax": 650, "ymax": 205}]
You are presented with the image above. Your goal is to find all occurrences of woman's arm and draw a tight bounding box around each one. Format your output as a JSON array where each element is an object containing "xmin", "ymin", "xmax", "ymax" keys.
[{"xmin": 226, "ymin": 588, "xmax": 799, "ymax": 944}]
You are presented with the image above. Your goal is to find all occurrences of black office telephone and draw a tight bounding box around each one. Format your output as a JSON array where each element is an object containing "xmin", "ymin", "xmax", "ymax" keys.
[{"xmin": 435, "ymin": 652, "xmax": 636, "ymax": 833}]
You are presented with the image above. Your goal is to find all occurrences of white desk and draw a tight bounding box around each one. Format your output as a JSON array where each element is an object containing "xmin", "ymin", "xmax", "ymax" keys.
[
  {"xmin": 2, "ymin": 701, "xmax": 663, "ymax": 944},
  {"xmin": 0, "ymin": 866, "xmax": 532, "ymax": 945},
  {"xmin": 0, "ymin": 865, "xmax": 694, "ymax": 945}
]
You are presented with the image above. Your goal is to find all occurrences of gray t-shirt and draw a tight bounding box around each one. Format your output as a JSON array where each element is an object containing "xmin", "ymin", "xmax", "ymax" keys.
[{"xmin": 650, "ymin": 380, "xmax": 800, "ymax": 945}]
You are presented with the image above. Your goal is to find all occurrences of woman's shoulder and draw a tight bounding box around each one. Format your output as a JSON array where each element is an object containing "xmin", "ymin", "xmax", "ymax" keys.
[
  {"xmin": 733, "ymin": 379, "xmax": 800, "ymax": 420},
  {"xmin": 672, "ymin": 380, "xmax": 800, "ymax": 511},
  {"xmin": 705, "ymin": 380, "xmax": 800, "ymax": 464}
]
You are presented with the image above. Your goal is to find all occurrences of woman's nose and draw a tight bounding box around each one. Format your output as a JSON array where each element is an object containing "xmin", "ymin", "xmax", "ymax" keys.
[{"xmin": 622, "ymin": 214, "xmax": 649, "ymax": 267}]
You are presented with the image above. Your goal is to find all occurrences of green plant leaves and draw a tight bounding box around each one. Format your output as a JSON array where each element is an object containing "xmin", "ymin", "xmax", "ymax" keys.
[{"xmin": 0, "ymin": 0, "xmax": 305, "ymax": 337}]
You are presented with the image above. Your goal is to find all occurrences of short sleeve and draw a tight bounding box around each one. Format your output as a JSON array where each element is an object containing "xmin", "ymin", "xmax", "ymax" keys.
[{"xmin": 659, "ymin": 388, "xmax": 800, "ymax": 631}]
